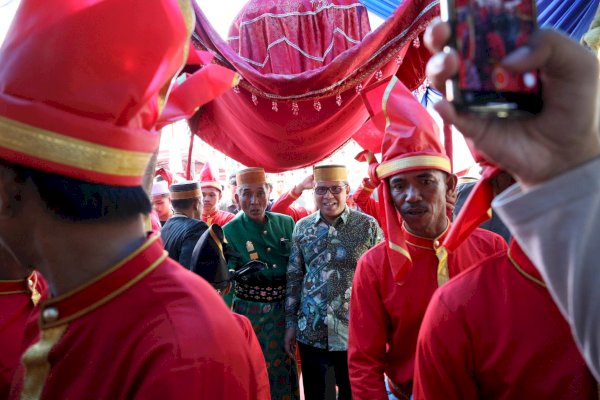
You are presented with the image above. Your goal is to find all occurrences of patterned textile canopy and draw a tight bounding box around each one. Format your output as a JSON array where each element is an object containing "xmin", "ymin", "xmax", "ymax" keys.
[
  {"xmin": 362, "ymin": 0, "xmax": 600, "ymax": 41},
  {"xmin": 188, "ymin": 0, "xmax": 437, "ymax": 172}
]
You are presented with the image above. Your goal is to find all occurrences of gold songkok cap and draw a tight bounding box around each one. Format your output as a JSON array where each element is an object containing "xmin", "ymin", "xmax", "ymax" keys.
[
  {"xmin": 170, "ymin": 181, "xmax": 201, "ymax": 200},
  {"xmin": 236, "ymin": 167, "xmax": 266, "ymax": 185},
  {"xmin": 313, "ymin": 164, "xmax": 348, "ymax": 182}
]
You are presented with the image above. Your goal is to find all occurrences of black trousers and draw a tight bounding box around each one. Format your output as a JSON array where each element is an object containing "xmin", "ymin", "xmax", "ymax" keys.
[{"xmin": 298, "ymin": 342, "xmax": 352, "ymax": 400}]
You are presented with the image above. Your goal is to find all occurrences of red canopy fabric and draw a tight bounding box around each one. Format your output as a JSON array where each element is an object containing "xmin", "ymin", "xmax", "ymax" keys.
[
  {"xmin": 228, "ymin": 1, "xmax": 372, "ymax": 75},
  {"xmin": 189, "ymin": 0, "xmax": 438, "ymax": 172},
  {"xmin": 157, "ymin": 47, "xmax": 239, "ymax": 130}
]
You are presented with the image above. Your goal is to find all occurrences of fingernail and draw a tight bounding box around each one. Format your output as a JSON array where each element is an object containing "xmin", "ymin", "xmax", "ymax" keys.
[
  {"xmin": 502, "ymin": 46, "xmax": 531, "ymax": 66},
  {"xmin": 427, "ymin": 54, "xmax": 445, "ymax": 75}
]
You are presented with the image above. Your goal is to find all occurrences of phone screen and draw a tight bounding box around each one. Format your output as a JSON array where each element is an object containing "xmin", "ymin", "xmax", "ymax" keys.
[{"xmin": 455, "ymin": 0, "xmax": 538, "ymax": 93}]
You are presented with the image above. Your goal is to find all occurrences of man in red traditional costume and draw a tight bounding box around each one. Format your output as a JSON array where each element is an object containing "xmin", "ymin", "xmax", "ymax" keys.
[
  {"xmin": 270, "ymin": 173, "xmax": 314, "ymax": 222},
  {"xmin": 347, "ymin": 77, "xmax": 506, "ymax": 400},
  {"xmin": 412, "ymin": 164, "xmax": 599, "ymax": 399},
  {"xmin": 198, "ymin": 162, "xmax": 235, "ymax": 226},
  {"xmin": 0, "ymin": 249, "xmax": 47, "ymax": 399},
  {"xmin": 351, "ymin": 176, "xmax": 382, "ymax": 225},
  {"xmin": 151, "ymin": 179, "xmax": 174, "ymax": 226},
  {"xmin": 1, "ymin": 1, "xmax": 264, "ymax": 398}
]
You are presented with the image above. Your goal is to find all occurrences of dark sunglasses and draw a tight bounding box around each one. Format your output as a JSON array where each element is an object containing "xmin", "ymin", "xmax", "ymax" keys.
[{"xmin": 314, "ymin": 185, "xmax": 346, "ymax": 195}]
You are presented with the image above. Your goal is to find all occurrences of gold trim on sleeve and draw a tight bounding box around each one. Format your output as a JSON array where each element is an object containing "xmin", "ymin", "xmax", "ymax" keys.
[{"xmin": 288, "ymin": 189, "xmax": 300, "ymax": 200}]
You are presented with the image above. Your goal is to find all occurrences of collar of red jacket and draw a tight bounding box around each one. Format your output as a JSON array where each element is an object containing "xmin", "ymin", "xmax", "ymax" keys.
[
  {"xmin": 38, "ymin": 235, "xmax": 167, "ymax": 329},
  {"xmin": 507, "ymin": 240, "xmax": 543, "ymax": 285},
  {"xmin": 402, "ymin": 220, "xmax": 450, "ymax": 250}
]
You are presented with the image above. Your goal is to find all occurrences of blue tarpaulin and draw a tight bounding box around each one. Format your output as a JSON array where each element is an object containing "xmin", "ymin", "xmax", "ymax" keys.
[{"xmin": 363, "ymin": 0, "xmax": 599, "ymax": 41}]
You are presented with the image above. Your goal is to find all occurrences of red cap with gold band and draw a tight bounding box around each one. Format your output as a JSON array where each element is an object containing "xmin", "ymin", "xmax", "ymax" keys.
[
  {"xmin": 0, "ymin": 0, "xmax": 194, "ymax": 186},
  {"xmin": 198, "ymin": 162, "xmax": 222, "ymax": 191},
  {"xmin": 375, "ymin": 77, "xmax": 451, "ymax": 178},
  {"xmin": 368, "ymin": 76, "xmax": 451, "ymax": 284}
]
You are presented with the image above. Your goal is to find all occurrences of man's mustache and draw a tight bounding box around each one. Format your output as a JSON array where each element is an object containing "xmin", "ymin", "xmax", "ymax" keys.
[{"xmin": 401, "ymin": 204, "xmax": 429, "ymax": 213}]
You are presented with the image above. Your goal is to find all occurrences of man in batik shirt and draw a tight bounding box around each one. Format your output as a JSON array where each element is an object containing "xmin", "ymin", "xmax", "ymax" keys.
[{"xmin": 284, "ymin": 164, "xmax": 383, "ymax": 400}]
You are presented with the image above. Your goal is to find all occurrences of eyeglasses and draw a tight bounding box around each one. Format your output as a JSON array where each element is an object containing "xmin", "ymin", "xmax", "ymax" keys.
[{"xmin": 314, "ymin": 185, "xmax": 346, "ymax": 195}]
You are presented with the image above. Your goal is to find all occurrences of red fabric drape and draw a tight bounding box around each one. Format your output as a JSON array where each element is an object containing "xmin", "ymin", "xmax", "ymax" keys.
[
  {"xmin": 442, "ymin": 166, "xmax": 502, "ymax": 252},
  {"xmin": 158, "ymin": 48, "xmax": 239, "ymax": 130},
  {"xmin": 189, "ymin": 0, "xmax": 438, "ymax": 172},
  {"xmin": 228, "ymin": 1, "xmax": 372, "ymax": 75}
]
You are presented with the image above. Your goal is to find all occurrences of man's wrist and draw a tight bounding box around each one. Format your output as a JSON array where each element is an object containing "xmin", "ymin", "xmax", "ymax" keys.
[{"xmin": 291, "ymin": 186, "xmax": 303, "ymax": 198}]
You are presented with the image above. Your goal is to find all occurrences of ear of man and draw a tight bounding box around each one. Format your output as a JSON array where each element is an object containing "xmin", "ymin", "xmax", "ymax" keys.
[{"xmin": 445, "ymin": 173, "xmax": 458, "ymax": 203}]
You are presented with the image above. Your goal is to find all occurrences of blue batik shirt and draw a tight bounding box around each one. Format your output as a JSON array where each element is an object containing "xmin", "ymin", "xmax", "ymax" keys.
[{"xmin": 285, "ymin": 206, "xmax": 383, "ymax": 350}]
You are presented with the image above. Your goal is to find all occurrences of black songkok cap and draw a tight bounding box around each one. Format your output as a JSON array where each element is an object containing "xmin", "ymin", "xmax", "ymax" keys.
[{"xmin": 169, "ymin": 180, "xmax": 201, "ymax": 200}]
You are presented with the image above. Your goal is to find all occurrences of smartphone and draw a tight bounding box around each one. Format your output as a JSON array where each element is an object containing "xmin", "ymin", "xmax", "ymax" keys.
[{"xmin": 441, "ymin": 0, "xmax": 543, "ymax": 117}]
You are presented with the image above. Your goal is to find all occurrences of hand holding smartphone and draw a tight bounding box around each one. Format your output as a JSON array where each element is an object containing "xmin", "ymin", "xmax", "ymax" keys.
[{"xmin": 441, "ymin": 0, "xmax": 543, "ymax": 117}]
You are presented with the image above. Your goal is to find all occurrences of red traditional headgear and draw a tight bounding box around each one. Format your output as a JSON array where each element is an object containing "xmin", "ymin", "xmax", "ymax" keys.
[
  {"xmin": 442, "ymin": 165, "xmax": 502, "ymax": 251},
  {"xmin": 443, "ymin": 136, "xmax": 503, "ymax": 252},
  {"xmin": 155, "ymin": 168, "xmax": 174, "ymax": 188},
  {"xmin": 367, "ymin": 76, "xmax": 451, "ymax": 284},
  {"xmin": 198, "ymin": 162, "xmax": 222, "ymax": 191},
  {"xmin": 0, "ymin": 0, "xmax": 193, "ymax": 186}
]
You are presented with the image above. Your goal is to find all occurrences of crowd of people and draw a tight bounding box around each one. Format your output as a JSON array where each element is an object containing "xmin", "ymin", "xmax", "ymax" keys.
[{"xmin": 1, "ymin": 1, "xmax": 600, "ymax": 399}]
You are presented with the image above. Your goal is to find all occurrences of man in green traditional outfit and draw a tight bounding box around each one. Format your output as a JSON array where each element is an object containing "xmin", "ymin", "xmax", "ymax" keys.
[{"xmin": 223, "ymin": 167, "xmax": 300, "ymax": 400}]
